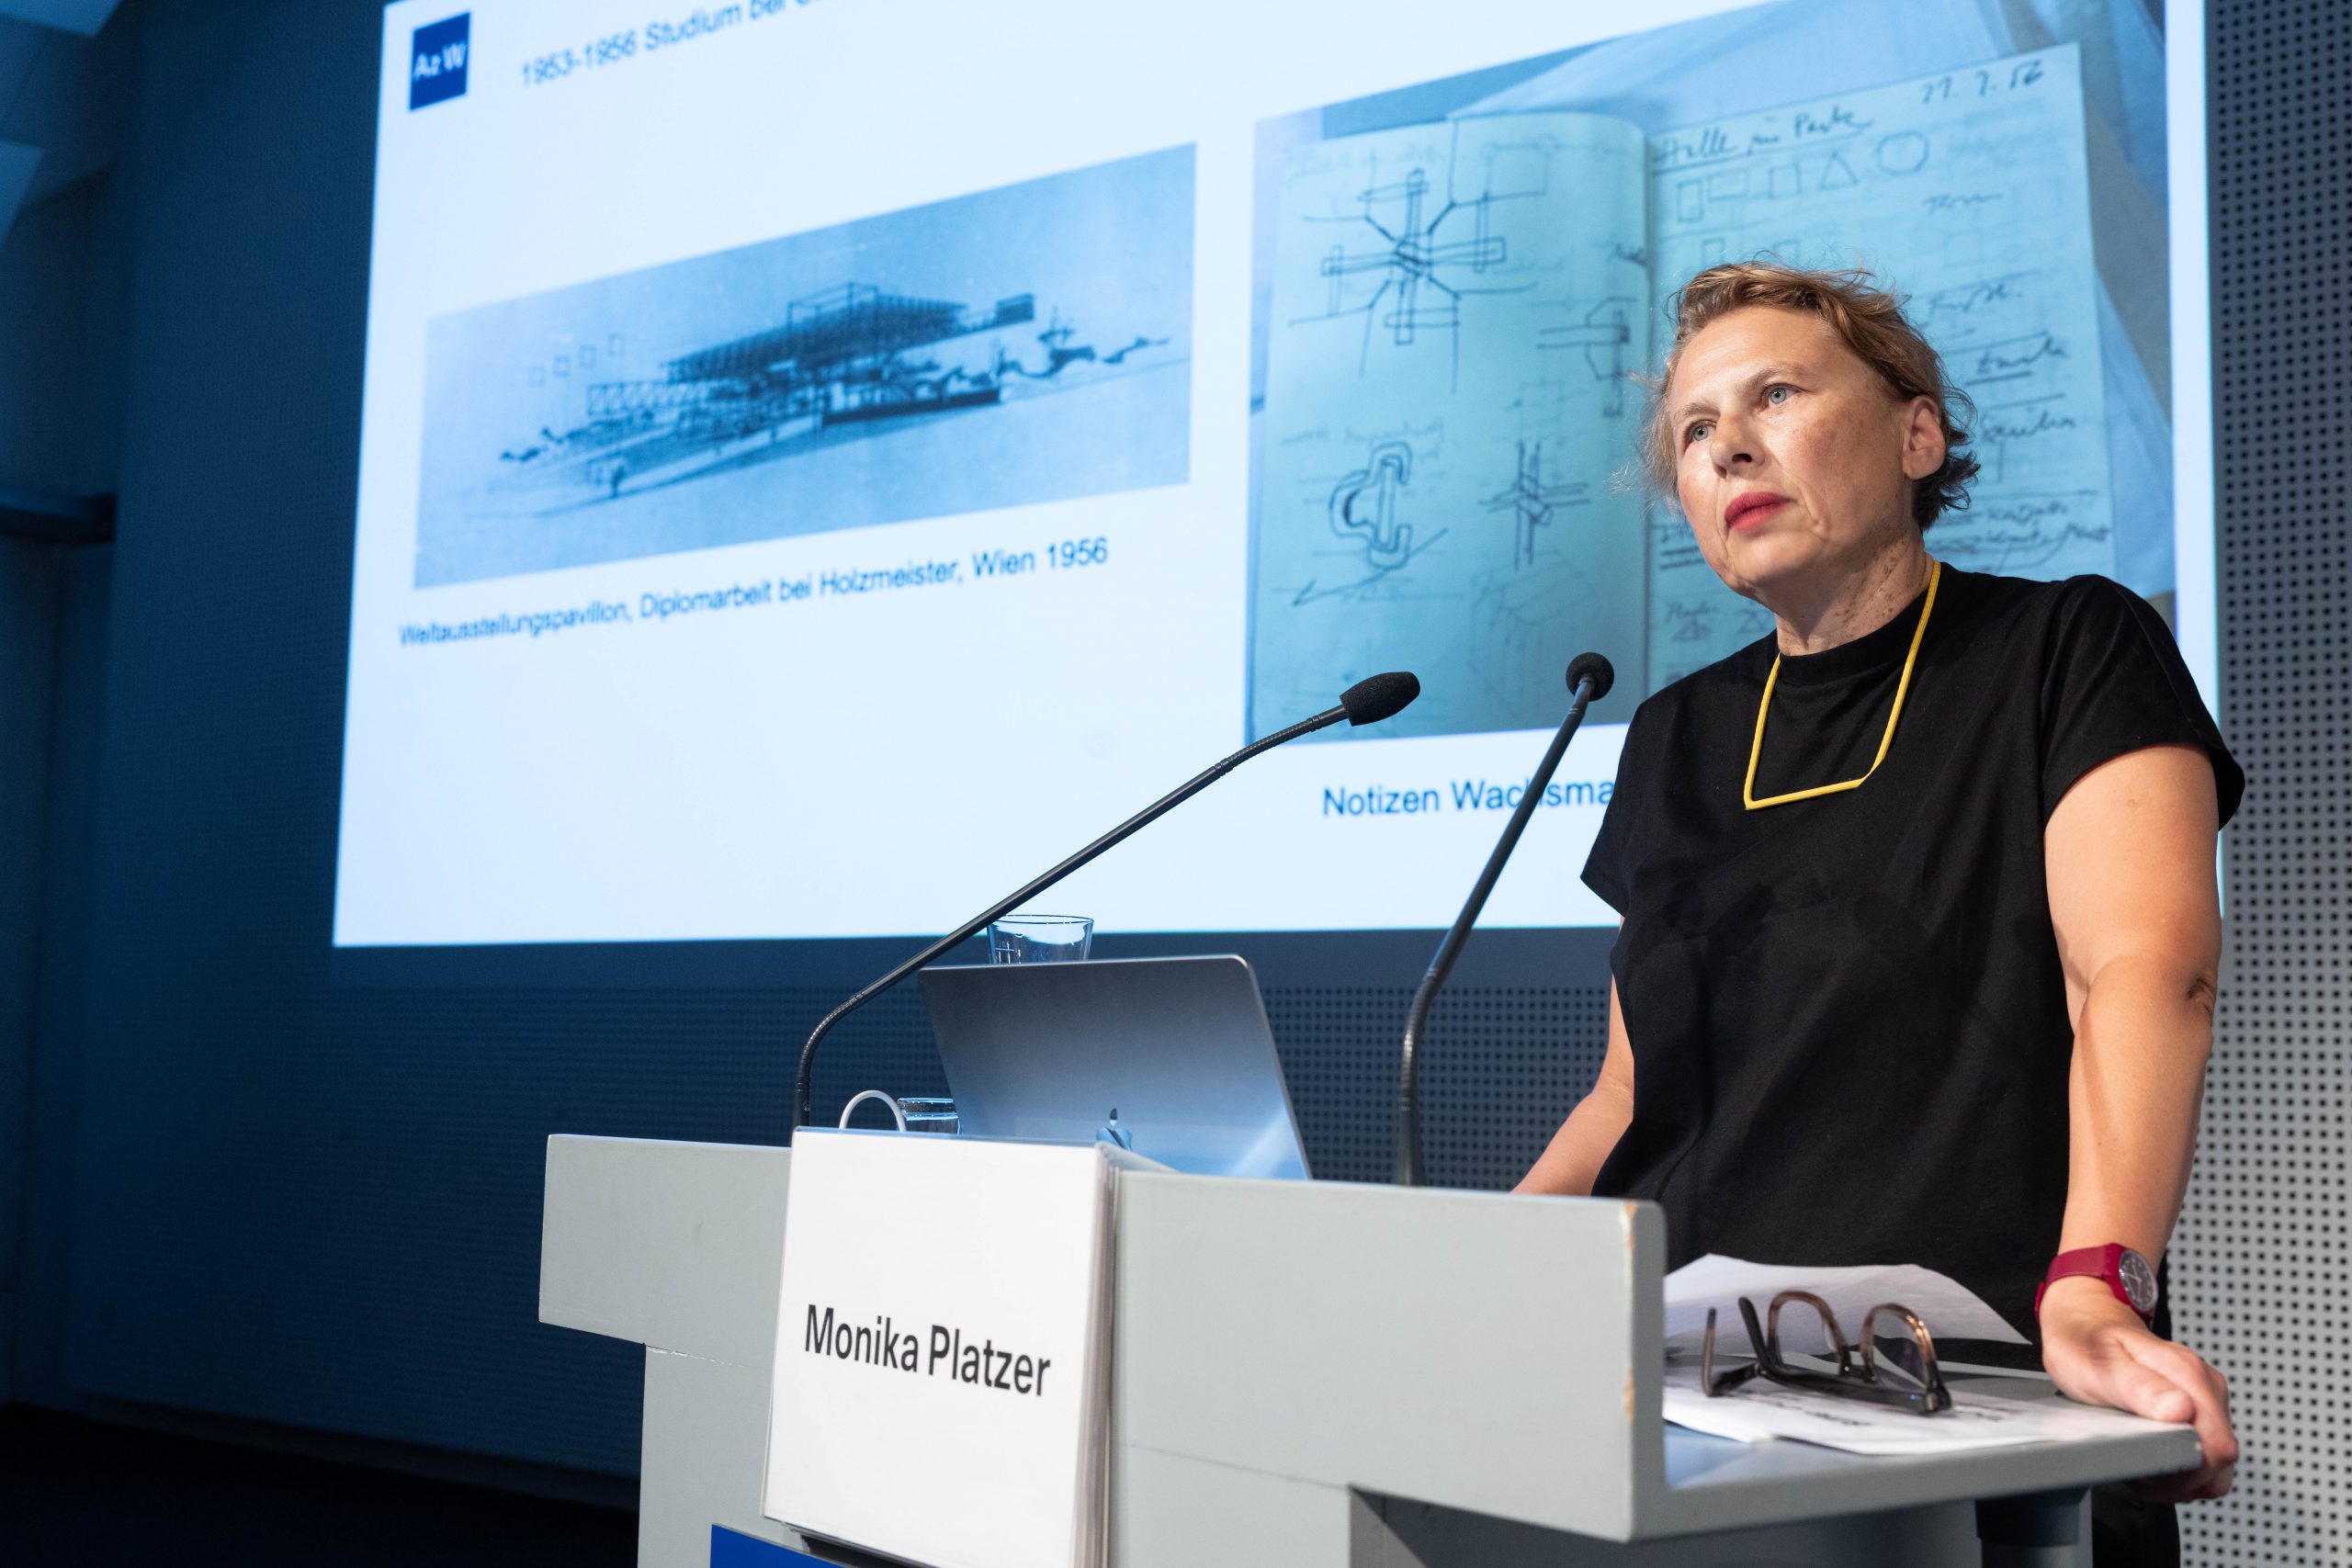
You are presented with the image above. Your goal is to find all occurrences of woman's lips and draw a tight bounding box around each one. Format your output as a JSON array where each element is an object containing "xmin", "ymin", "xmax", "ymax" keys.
[{"xmin": 1725, "ymin": 493, "xmax": 1790, "ymax": 532}]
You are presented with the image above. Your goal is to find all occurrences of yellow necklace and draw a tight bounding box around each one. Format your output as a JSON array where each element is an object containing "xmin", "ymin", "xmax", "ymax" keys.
[{"xmin": 1742, "ymin": 560, "xmax": 1941, "ymax": 811}]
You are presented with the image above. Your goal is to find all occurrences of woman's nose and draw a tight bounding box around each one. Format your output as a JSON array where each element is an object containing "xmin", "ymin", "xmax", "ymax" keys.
[{"xmin": 1705, "ymin": 415, "xmax": 1759, "ymax": 471}]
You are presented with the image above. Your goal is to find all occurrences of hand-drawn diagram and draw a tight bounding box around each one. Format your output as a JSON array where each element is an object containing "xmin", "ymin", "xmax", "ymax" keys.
[
  {"xmin": 1876, "ymin": 130, "xmax": 1930, "ymax": 175},
  {"xmin": 1485, "ymin": 441, "xmax": 1589, "ymax": 570},
  {"xmin": 1299, "ymin": 169, "xmax": 1508, "ymax": 389},
  {"xmin": 1294, "ymin": 133, "xmax": 1589, "ymax": 394},
  {"xmin": 1539, "ymin": 298, "xmax": 1638, "ymax": 416},
  {"xmin": 414, "ymin": 147, "xmax": 1193, "ymax": 588},
  {"xmin": 1250, "ymin": 112, "xmax": 1650, "ymax": 742},
  {"xmin": 1329, "ymin": 440, "xmax": 1419, "ymax": 573},
  {"xmin": 1285, "ymin": 437, "xmax": 1455, "ymax": 608}
]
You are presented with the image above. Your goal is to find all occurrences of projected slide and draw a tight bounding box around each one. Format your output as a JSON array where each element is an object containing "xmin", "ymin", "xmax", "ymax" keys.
[
  {"xmin": 415, "ymin": 148, "xmax": 1193, "ymax": 586},
  {"xmin": 340, "ymin": 0, "xmax": 2206, "ymax": 946}
]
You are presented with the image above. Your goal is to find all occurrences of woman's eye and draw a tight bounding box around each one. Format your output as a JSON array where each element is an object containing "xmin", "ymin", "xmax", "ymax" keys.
[
  {"xmin": 1684, "ymin": 421, "xmax": 1713, "ymax": 445},
  {"xmin": 1765, "ymin": 385, "xmax": 1793, "ymax": 406}
]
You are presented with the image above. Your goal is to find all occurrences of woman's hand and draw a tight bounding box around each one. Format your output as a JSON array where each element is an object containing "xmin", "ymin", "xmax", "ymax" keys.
[{"xmin": 2039, "ymin": 1275, "xmax": 2236, "ymax": 1501}]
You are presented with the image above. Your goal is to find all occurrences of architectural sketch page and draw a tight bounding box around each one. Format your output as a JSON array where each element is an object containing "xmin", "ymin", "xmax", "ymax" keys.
[
  {"xmin": 1251, "ymin": 111, "xmax": 1650, "ymax": 742},
  {"xmin": 1645, "ymin": 45, "xmax": 2113, "ymax": 686}
]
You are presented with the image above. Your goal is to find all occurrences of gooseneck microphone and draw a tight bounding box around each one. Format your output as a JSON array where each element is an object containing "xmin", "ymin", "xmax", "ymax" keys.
[
  {"xmin": 1396, "ymin": 654, "xmax": 1614, "ymax": 1186},
  {"xmin": 791, "ymin": 671, "xmax": 1421, "ymax": 1133}
]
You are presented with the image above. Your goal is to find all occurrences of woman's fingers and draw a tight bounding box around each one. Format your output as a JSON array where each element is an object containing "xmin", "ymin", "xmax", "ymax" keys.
[
  {"xmin": 2108, "ymin": 1360, "xmax": 2196, "ymax": 1424},
  {"xmin": 2039, "ymin": 1302, "xmax": 2239, "ymax": 1502},
  {"xmin": 2120, "ymin": 1337, "xmax": 2238, "ymax": 1497},
  {"xmin": 2057, "ymin": 1323, "xmax": 2181, "ymax": 1416},
  {"xmin": 2045, "ymin": 1315, "xmax": 2238, "ymax": 1502}
]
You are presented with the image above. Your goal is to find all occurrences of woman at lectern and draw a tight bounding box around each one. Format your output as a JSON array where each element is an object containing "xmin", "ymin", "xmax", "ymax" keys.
[{"xmin": 1515, "ymin": 263, "xmax": 2240, "ymax": 1565}]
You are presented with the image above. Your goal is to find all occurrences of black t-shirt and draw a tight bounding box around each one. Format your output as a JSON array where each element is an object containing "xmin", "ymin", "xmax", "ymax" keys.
[{"xmin": 1583, "ymin": 565, "xmax": 2242, "ymax": 1344}]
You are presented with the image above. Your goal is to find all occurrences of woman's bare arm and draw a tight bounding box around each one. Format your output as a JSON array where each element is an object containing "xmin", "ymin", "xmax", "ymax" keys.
[
  {"xmin": 1515, "ymin": 980, "xmax": 1635, "ymax": 1195},
  {"xmin": 2040, "ymin": 741, "xmax": 2235, "ymax": 1499}
]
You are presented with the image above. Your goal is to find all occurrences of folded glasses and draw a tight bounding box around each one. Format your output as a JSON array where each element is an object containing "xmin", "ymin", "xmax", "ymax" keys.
[{"xmin": 1702, "ymin": 1290, "xmax": 1951, "ymax": 1416}]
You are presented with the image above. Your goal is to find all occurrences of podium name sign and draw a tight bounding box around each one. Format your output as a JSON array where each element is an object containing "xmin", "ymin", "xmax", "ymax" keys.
[
  {"xmin": 763, "ymin": 1131, "xmax": 1114, "ymax": 1568},
  {"xmin": 800, "ymin": 1305, "xmax": 1054, "ymax": 1395}
]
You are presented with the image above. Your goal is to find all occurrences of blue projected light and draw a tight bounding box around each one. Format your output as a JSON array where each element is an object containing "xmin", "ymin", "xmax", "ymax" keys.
[
  {"xmin": 409, "ymin": 14, "xmax": 470, "ymax": 109},
  {"xmin": 344, "ymin": 0, "xmax": 2214, "ymax": 948}
]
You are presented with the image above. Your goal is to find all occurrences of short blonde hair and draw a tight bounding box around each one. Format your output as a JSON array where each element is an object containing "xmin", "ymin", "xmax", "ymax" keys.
[{"xmin": 1639, "ymin": 261, "xmax": 1979, "ymax": 530}]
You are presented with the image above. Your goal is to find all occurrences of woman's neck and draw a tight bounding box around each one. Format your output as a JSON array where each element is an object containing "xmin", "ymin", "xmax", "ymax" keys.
[{"xmin": 1770, "ymin": 536, "xmax": 1936, "ymax": 656}]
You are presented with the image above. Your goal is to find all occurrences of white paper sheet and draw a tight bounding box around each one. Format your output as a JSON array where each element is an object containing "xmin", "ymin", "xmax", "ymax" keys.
[
  {"xmin": 765, "ymin": 1131, "xmax": 1124, "ymax": 1568},
  {"xmin": 1663, "ymin": 1363, "xmax": 2187, "ymax": 1458},
  {"xmin": 1664, "ymin": 1253, "xmax": 2030, "ymax": 1354}
]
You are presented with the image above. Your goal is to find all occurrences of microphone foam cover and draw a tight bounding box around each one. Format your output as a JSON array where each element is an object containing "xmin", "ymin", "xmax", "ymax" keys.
[
  {"xmin": 1341, "ymin": 671, "xmax": 1420, "ymax": 726},
  {"xmin": 1566, "ymin": 653, "xmax": 1616, "ymax": 703}
]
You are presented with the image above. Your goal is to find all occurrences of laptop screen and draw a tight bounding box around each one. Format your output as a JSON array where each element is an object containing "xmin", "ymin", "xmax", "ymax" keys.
[{"xmin": 917, "ymin": 955, "xmax": 1311, "ymax": 1180}]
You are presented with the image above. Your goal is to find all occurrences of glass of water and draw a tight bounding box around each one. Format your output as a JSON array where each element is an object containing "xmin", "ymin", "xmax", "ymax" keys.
[
  {"xmin": 988, "ymin": 914, "xmax": 1093, "ymax": 964},
  {"xmin": 899, "ymin": 1097, "xmax": 959, "ymax": 1135}
]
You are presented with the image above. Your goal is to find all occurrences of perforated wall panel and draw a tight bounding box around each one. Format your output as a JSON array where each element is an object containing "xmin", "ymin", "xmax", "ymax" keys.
[
  {"xmin": 2175, "ymin": 4, "xmax": 2352, "ymax": 1563},
  {"xmin": 1265, "ymin": 986, "xmax": 1611, "ymax": 1187}
]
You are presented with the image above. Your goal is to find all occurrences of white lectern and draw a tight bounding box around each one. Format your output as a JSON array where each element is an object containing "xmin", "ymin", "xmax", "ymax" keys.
[{"xmin": 538, "ymin": 1136, "xmax": 2195, "ymax": 1567}]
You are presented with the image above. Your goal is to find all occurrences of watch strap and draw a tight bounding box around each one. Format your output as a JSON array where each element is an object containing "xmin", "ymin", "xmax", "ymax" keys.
[{"xmin": 2035, "ymin": 1244, "xmax": 2154, "ymax": 1322}]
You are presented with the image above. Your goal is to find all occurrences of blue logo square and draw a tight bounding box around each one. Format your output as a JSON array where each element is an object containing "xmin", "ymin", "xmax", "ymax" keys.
[{"xmin": 410, "ymin": 14, "xmax": 471, "ymax": 110}]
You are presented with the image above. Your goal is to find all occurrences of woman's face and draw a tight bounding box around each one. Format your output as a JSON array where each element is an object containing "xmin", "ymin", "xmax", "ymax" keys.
[{"xmin": 1665, "ymin": 306, "xmax": 1945, "ymax": 608}]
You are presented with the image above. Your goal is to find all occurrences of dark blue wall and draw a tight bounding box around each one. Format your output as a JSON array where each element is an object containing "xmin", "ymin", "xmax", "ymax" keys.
[
  {"xmin": 59, "ymin": 0, "xmax": 646, "ymax": 1473},
  {"xmin": 0, "ymin": 534, "xmax": 62, "ymax": 1406},
  {"xmin": 9, "ymin": 541, "xmax": 108, "ymax": 1412}
]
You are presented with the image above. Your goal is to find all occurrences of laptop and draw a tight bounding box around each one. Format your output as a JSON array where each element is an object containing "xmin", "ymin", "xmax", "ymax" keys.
[{"xmin": 916, "ymin": 954, "xmax": 1312, "ymax": 1179}]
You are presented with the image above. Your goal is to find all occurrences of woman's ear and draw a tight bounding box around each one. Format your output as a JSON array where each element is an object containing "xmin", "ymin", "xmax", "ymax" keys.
[{"xmin": 1900, "ymin": 395, "xmax": 1948, "ymax": 481}]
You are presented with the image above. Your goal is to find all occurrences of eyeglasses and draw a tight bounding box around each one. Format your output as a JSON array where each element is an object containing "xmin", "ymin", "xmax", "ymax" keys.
[{"xmin": 1702, "ymin": 1290, "xmax": 1951, "ymax": 1416}]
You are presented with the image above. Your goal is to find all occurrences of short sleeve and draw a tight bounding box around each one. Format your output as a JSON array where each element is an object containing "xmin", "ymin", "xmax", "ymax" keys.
[
  {"xmin": 2039, "ymin": 578, "xmax": 2245, "ymax": 827},
  {"xmin": 1581, "ymin": 702, "xmax": 1654, "ymax": 913}
]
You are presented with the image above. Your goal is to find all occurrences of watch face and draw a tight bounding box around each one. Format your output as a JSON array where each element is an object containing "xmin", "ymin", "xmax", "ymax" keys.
[{"xmin": 2119, "ymin": 1248, "xmax": 2160, "ymax": 1313}]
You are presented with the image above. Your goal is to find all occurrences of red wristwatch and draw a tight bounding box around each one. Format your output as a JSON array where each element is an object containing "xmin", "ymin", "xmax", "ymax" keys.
[{"xmin": 2035, "ymin": 1244, "xmax": 2159, "ymax": 1323}]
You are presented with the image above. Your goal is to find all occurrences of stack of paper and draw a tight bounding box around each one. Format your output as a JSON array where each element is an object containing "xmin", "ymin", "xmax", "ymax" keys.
[
  {"xmin": 1664, "ymin": 1255, "xmax": 2030, "ymax": 1356},
  {"xmin": 1661, "ymin": 1255, "xmax": 2185, "ymax": 1457},
  {"xmin": 1663, "ymin": 1362, "xmax": 2185, "ymax": 1456}
]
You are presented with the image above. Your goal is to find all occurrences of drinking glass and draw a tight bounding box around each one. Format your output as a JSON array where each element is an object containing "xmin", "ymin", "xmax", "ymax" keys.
[
  {"xmin": 899, "ymin": 1097, "xmax": 959, "ymax": 1135},
  {"xmin": 988, "ymin": 914, "xmax": 1093, "ymax": 964}
]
